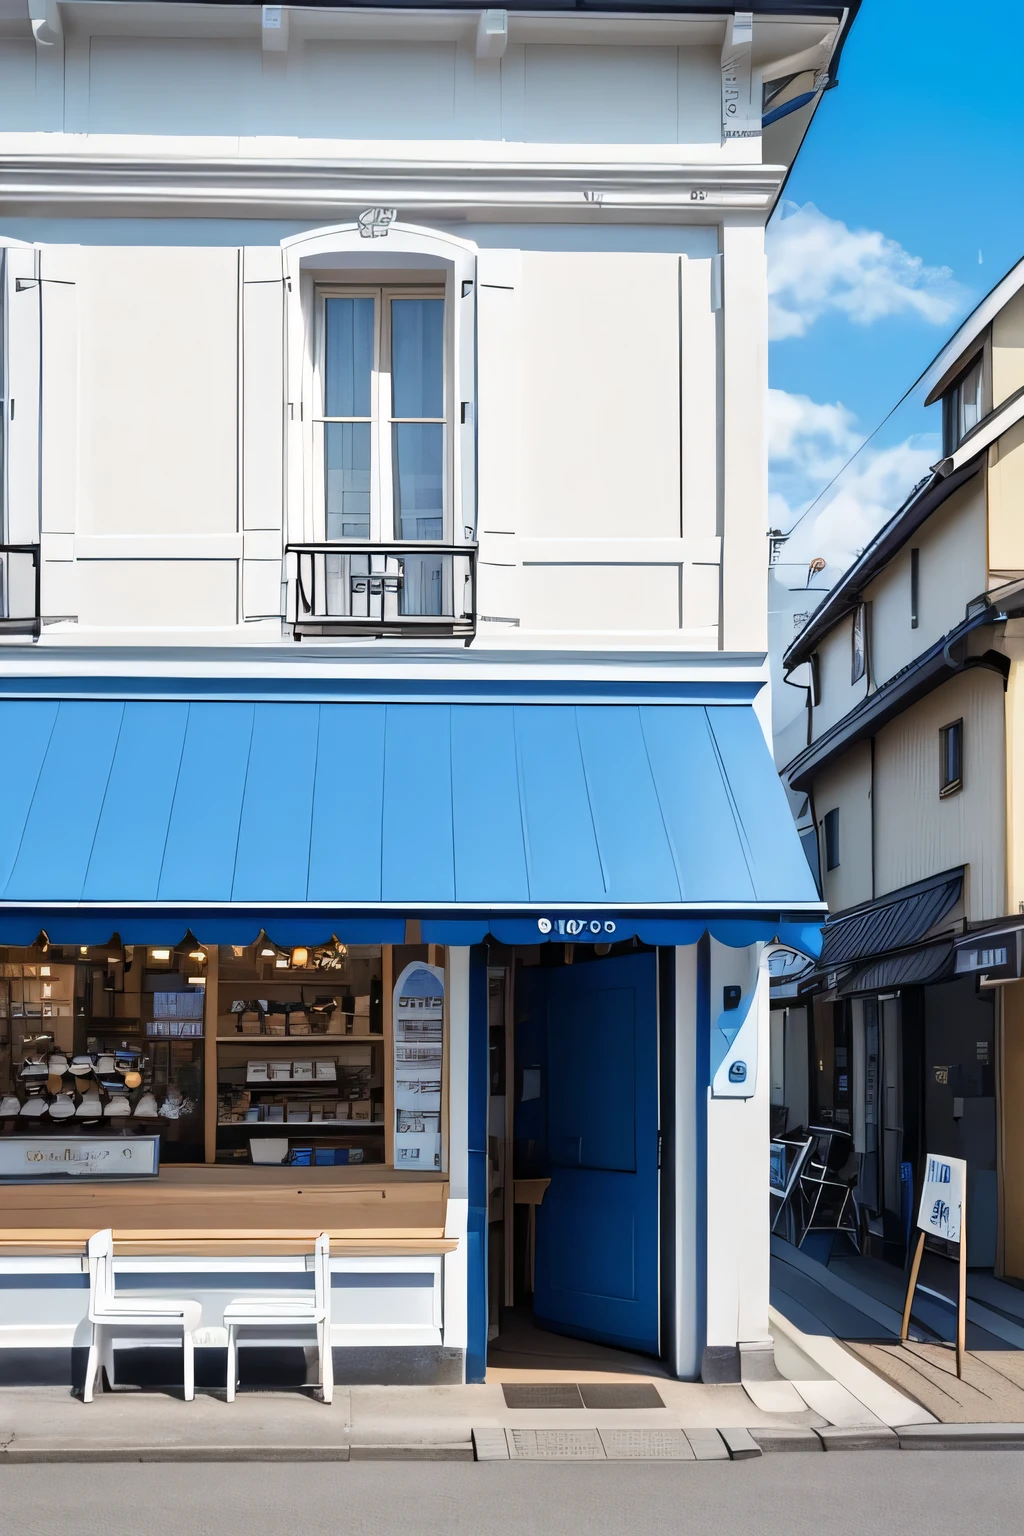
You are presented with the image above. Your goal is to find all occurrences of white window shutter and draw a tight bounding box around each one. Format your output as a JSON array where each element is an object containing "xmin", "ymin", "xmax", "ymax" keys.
[
  {"xmin": 38, "ymin": 246, "xmax": 79, "ymax": 626},
  {"xmin": 474, "ymin": 248, "xmax": 521, "ymax": 628},
  {"xmin": 241, "ymin": 247, "xmax": 286, "ymax": 619},
  {"xmin": 4, "ymin": 246, "xmax": 41, "ymax": 546}
]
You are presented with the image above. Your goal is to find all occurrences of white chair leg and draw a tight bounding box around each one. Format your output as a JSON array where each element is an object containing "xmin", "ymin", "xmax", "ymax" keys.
[
  {"xmin": 225, "ymin": 1326, "xmax": 237, "ymax": 1404},
  {"xmin": 83, "ymin": 1332, "xmax": 101, "ymax": 1404},
  {"xmin": 100, "ymin": 1333, "xmax": 116, "ymax": 1392},
  {"xmin": 320, "ymin": 1323, "xmax": 333, "ymax": 1406},
  {"xmin": 182, "ymin": 1330, "xmax": 195, "ymax": 1403}
]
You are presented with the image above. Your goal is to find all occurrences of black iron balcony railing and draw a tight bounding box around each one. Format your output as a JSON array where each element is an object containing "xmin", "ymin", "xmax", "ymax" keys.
[
  {"xmin": 287, "ymin": 542, "xmax": 476, "ymax": 639},
  {"xmin": 0, "ymin": 545, "xmax": 41, "ymax": 638}
]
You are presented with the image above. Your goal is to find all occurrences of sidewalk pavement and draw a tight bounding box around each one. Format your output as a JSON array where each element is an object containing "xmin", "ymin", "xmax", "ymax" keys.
[{"xmin": 0, "ymin": 1359, "xmax": 1021, "ymax": 1460}]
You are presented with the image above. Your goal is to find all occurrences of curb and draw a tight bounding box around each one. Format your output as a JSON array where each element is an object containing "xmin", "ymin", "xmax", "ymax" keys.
[{"xmin": 896, "ymin": 1424, "xmax": 1024, "ymax": 1451}]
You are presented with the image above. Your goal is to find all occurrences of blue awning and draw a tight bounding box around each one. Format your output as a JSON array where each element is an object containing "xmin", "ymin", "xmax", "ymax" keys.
[{"xmin": 0, "ymin": 698, "xmax": 822, "ymax": 948}]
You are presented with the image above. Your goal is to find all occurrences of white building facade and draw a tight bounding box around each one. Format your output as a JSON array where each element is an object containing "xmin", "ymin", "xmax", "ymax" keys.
[{"xmin": 0, "ymin": 1, "xmax": 844, "ymax": 1390}]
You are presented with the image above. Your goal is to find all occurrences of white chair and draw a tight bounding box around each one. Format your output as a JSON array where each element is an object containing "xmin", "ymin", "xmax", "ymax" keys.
[
  {"xmin": 84, "ymin": 1229, "xmax": 202, "ymax": 1403},
  {"xmin": 223, "ymin": 1233, "xmax": 333, "ymax": 1404}
]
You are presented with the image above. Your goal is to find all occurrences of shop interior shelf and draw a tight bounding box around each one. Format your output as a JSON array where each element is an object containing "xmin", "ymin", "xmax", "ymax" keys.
[
  {"xmin": 229, "ymin": 1083, "xmax": 375, "ymax": 1094},
  {"xmin": 217, "ymin": 1121, "xmax": 385, "ymax": 1131},
  {"xmin": 215, "ymin": 1034, "xmax": 379, "ymax": 1044}
]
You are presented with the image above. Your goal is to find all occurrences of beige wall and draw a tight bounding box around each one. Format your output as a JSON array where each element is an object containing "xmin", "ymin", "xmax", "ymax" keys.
[
  {"xmin": 992, "ymin": 288, "xmax": 1024, "ymax": 409},
  {"xmin": 810, "ymin": 613, "xmax": 865, "ymax": 738},
  {"xmin": 873, "ymin": 669, "xmax": 1005, "ymax": 918},
  {"xmin": 866, "ymin": 476, "xmax": 988, "ymax": 690},
  {"xmin": 988, "ymin": 418, "xmax": 1024, "ymax": 576},
  {"xmin": 812, "ymin": 740, "xmax": 873, "ymax": 915}
]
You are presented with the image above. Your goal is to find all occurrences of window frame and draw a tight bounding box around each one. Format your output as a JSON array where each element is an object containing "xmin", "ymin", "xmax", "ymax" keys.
[
  {"xmin": 942, "ymin": 350, "xmax": 986, "ymax": 456},
  {"xmin": 851, "ymin": 602, "xmax": 869, "ymax": 686},
  {"xmin": 939, "ymin": 718, "xmax": 964, "ymax": 799},
  {"xmin": 822, "ymin": 807, "xmax": 840, "ymax": 872},
  {"xmin": 810, "ymin": 652, "xmax": 822, "ymax": 706},
  {"xmin": 311, "ymin": 282, "xmax": 451, "ymax": 547},
  {"xmin": 910, "ymin": 547, "xmax": 919, "ymax": 630}
]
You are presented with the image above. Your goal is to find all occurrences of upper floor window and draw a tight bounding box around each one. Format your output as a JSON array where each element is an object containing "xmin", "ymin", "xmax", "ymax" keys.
[
  {"xmin": 851, "ymin": 603, "xmax": 868, "ymax": 685},
  {"xmin": 939, "ymin": 719, "xmax": 963, "ymax": 798},
  {"xmin": 315, "ymin": 287, "xmax": 447, "ymax": 545},
  {"xmin": 823, "ymin": 807, "xmax": 840, "ymax": 872},
  {"xmin": 942, "ymin": 355, "xmax": 983, "ymax": 456}
]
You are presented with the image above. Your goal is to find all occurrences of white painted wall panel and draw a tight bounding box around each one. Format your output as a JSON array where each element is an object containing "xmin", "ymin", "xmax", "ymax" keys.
[
  {"xmin": 0, "ymin": 41, "xmax": 54, "ymax": 132},
  {"xmin": 522, "ymin": 563, "xmax": 681, "ymax": 633},
  {"xmin": 4, "ymin": 248, "xmax": 40, "ymax": 546},
  {"xmin": 300, "ymin": 43, "xmax": 457, "ymax": 138},
  {"xmin": 241, "ymin": 271, "xmax": 285, "ymax": 533},
  {"xmin": 874, "ymin": 670, "xmax": 1005, "ymax": 920},
  {"xmin": 520, "ymin": 253, "xmax": 681, "ymax": 543},
  {"xmin": 39, "ymin": 254, "xmax": 78, "ymax": 538},
  {"xmin": 76, "ymin": 560, "xmax": 238, "ymax": 629},
  {"xmin": 86, "ymin": 39, "xmax": 266, "ymax": 135},
  {"xmin": 77, "ymin": 247, "xmax": 239, "ymax": 538},
  {"xmin": 680, "ymin": 255, "xmax": 719, "ymax": 543},
  {"xmin": 523, "ymin": 46, "xmax": 680, "ymax": 144}
]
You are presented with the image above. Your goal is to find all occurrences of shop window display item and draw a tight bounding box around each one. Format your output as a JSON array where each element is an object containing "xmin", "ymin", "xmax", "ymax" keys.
[{"xmin": 392, "ymin": 962, "xmax": 444, "ymax": 1169}]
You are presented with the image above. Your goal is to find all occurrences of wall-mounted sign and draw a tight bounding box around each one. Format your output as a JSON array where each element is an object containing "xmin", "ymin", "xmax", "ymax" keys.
[
  {"xmin": 0, "ymin": 1135, "xmax": 160, "ymax": 1181},
  {"xmin": 392, "ymin": 962, "xmax": 444, "ymax": 1171},
  {"xmin": 954, "ymin": 932, "xmax": 1020, "ymax": 984},
  {"xmin": 537, "ymin": 918, "xmax": 617, "ymax": 938}
]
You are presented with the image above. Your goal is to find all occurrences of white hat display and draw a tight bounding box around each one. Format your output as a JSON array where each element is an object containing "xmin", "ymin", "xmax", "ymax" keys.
[
  {"xmin": 0, "ymin": 1095, "xmax": 22, "ymax": 1117},
  {"xmin": 19, "ymin": 1097, "xmax": 48, "ymax": 1117},
  {"xmin": 47, "ymin": 1052, "xmax": 69, "ymax": 1076},
  {"xmin": 95, "ymin": 1054, "xmax": 115, "ymax": 1075},
  {"xmin": 76, "ymin": 1091, "xmax": 102, "ymax": 1118},
  {"xmin": 133, "ymin": 1093, "xmax": 159, "ymax": 1118},
  {"xmin": 49, "ymin": 1093, "xmax": 76, "ymax": 1120},
  {"xmin": 69, "ymin": 1056, "xmax": 94, "ymax": 1076},
  {"xmin": 104, "ymin": 1094, "xmax": 131, "ymax": 1117}
]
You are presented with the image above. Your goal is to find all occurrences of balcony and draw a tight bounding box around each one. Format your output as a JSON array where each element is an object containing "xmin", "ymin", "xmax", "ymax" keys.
[
  {"xmin": 287, "ymin": 542, "xmax": 476, "ymax": 640},
  {"xmin": 0, "ymin": 545, "xmax": 40, "ymax": 638}
]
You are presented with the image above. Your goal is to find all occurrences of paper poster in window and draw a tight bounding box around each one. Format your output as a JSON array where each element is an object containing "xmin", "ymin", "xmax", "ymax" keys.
[{"xmin": 392, "ymin": 962, "xmax": 444, "ymax": 1170}]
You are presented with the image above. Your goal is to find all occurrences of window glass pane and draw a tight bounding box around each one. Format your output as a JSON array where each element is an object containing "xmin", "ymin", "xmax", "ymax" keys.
[
  {"xmin": 400, "ymin": 553, "xmax": 445, "ymax": 616},
  {"xmin": 324, "ymin": 297, "xmax": 374, "ymax": 418},
  {"xmin": 325, "ymin": 422, "xmax": 371, "ymax": 539},
  {"xmin": 958, "ymin": 360, "xmax": 982, "ymax": 440},
  {"xmin": 391, "ymin": 298, "xmax": 444, "ymax": 419},
  {"xmin": 393, "ymin": 423, "xmax": 443, "ymax": 540}
]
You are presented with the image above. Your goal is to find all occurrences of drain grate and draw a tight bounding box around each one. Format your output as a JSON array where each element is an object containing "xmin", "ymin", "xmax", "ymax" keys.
[
  {"xmin": 599, "ymin": 1429, "xmax": 694, "ymax": 1460},
  {"xmin": 578, "ymin": 1384, "xmax": 665, "ymax": 1410},
  {"xmin": 502, "ymin": 1383, "xmax": 585, "ymax": 1410},
  {"xmin": 507, "ymin": 1429, "xmax": 605, "ymax": 1460}
]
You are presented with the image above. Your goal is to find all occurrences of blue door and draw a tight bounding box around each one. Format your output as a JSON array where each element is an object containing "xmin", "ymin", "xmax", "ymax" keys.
[{"xmin": 518, "ymin": 953, "xmax": 660, "ymax": 1356}]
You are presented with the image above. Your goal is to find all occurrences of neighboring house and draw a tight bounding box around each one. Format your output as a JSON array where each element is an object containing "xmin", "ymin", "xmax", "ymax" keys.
[
  {"xmin": 776, "ymin": 252, "xmax": 1024, "ymax": 1280},
  {"xmin": 0, "ymin": 2, "xmax": 847, "ymax": 1391}
]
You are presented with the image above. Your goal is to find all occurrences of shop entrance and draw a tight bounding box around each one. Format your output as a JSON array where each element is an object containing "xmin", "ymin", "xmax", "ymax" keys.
[{"xmin": 488, "ymin": 949, "xmax": 660, "ymax": 1362}]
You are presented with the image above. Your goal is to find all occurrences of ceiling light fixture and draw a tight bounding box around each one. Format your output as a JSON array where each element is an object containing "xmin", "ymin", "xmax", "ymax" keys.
[
  {"xmin": 291, "ymin": 947, "xmax": 309, "ymax": 969},
  {"xmin": 188, "ymin": 949, "xmax": 207, "ymax": 964},
  {"xmin": 150, "ymin": 948, "xmax": 171, "ymax": 962}
]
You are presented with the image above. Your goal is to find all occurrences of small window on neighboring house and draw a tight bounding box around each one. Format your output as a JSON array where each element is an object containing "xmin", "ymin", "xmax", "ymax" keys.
[
  {"xmin": 851, "ymin": 603, "xmax": 868, "ymax": 685},
  {"xmin": 940, "ymin": 719, "xmax": 963, "ymax": 797},
  {"xmin": 823, "ymin": 807, "xmax": 840, "ymax": 872},
  {"xmin": 942, "ymin": 355, "xmax": 984, "ymax": 455},
  {"xmin": 910, "ymin": 548, "xmax": 920, "ymax": 630},
  {"xmin": 810, "ymin": 652, "xmax": 822, "ymax": 706}
]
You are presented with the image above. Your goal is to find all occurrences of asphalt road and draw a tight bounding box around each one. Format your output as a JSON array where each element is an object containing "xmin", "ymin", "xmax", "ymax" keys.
[{"xmin": 2, "ymin": 1454, "xmax": 1023, "ymax": 1536}]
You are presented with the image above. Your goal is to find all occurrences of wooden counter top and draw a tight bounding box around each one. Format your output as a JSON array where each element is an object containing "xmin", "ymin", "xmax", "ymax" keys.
[{"xmin": 0, "ymin": 1165, "xmax": 454, "ymax": 1256}]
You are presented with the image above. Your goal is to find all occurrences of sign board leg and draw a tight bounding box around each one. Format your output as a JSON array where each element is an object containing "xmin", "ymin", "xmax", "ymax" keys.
[
  {"xmin": 956, "ymin": 1200, "xmax": 967, "ymax": 1380},
  {"xmin": 900, "ymin": 1230, "xmax": 926, "ymax": 1343}
]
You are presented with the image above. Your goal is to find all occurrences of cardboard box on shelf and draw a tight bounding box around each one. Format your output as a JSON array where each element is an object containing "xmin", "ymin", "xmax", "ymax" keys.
[
  {"xmin": 247, "ymin": 1061, "xmax": 269, "ymax": 1083},
  {"xmin": 291, "ymin": 1061, "xmax": 314, "ymax": 1081},
  {"xmin": 350, "ymin": 1100, "xmax": 372, "ymax": 1122}
]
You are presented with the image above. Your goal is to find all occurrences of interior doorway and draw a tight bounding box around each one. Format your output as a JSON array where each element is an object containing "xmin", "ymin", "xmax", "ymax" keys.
[{"xmin": 485, "ymin": 946, "xmax": 661, "ymax": 1374}]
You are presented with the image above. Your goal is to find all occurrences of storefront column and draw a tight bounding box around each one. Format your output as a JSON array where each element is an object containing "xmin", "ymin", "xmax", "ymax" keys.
[
  {"xmin": 664, "ymin": 943, "xmax": 702, "ymax": 1379},
  {"xmin": 704, "ymin": 941, "xmax": 772, "ymax": 1379},
  {"xmin": 442, "ymin": 946, "xmax": 470, "ymax": 1373}
]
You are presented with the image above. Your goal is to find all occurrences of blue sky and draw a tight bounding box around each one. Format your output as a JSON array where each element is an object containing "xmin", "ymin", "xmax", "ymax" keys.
[{"xmin": 768, "ymin": 0, "xmax": 1024, "ymax": 578}]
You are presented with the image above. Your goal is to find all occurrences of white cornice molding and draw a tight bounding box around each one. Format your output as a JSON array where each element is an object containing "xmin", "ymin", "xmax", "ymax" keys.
[{"xmin": 0, "ymin": 149, "xmax": 786, "ymax": 218}]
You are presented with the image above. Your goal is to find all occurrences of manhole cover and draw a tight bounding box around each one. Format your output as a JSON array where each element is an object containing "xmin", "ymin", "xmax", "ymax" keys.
[
  {"xmin": 507, "ymin": 1429, "xmax": 605, "ymax": 1461},
  {"xmin": 599, "ymin": 1430, "xmax": 694, "ymax": 1460},
  {"xmin": 579, "ymin": 1384, "xmax": 665, "ymax": 1410},
  {"xmin": 502, "ymin": 1384, "xmax": 584, "ymax": 1409}
]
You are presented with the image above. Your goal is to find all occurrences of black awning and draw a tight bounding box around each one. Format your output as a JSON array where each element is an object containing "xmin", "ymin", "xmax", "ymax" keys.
[
  {"xmin": 839, "ymin": 942, "xmax": 955, "ymax": 996},
  {"xmin": 819, "ymin": 871, "xmax": 962, "ymax": 969}
]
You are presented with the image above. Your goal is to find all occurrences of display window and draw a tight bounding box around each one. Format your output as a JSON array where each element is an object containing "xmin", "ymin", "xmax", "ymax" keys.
[{"xmin": 0, "ymin": 937, "xmax": 448, "ymax": 1177}]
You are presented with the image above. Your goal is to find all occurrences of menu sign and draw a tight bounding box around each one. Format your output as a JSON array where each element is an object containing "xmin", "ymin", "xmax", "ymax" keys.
[{"xmin": 392, "ymin": 962, "xmax": 444, "ymax": 1170}]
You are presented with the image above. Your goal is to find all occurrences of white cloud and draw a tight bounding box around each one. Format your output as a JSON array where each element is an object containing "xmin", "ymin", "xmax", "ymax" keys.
[
  {"xmin": 768, "ymin": 387, "xmax": 938, "ymax": 583},
  {"xmin": 767, "ymin": 202, "xmax": 964, "ymax": 341}
]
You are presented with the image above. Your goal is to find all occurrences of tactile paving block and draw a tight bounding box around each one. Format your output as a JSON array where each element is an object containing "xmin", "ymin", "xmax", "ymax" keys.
[
  {"xmin": 599, "ymin": 1430, "xmax": 694, "ymax": 1460},
  {"xmin": 506, "ymin": 1429, "xmax": 605, "ymax": 1460}
]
